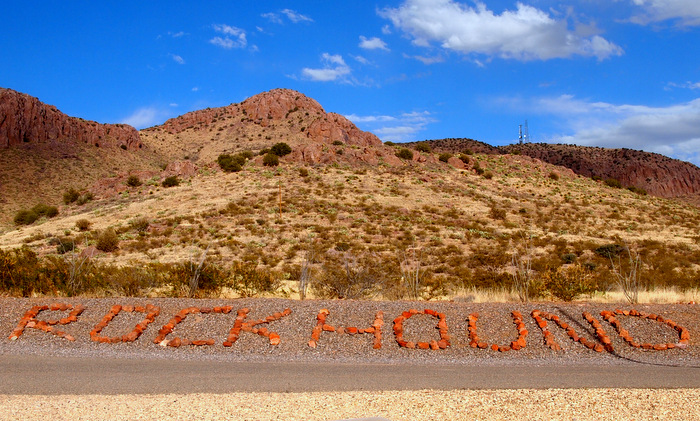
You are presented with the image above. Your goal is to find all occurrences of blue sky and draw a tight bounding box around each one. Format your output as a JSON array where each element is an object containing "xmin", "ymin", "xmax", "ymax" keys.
[{"xmin": 2, "ymin": 1, "xmax": 699, "ymax": 165}]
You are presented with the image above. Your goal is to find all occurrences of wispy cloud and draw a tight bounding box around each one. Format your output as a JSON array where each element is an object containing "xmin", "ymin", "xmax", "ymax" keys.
[
  {"xmin": 347, "ymin": 111, "xmax": 437, "ymax": 142},
  {"xmin": 628, "ymin": 0, "xmax": 700, "ymax": 26},
  {"xmin": 302, "ymin": 53, "xmax": 352, "ymax": 82},
  {"xmin": 209, "ymin": 24, "xmax": 247, "ymax": 49},
  {"xmin": 281, "ymin": 9, "xmax": 313, "ymax": 23},
  {"xmin": 380, "ymin": 0, "xmax": 623, "ymax": 61},
  {"xmin": 359, "ymin": 36, "xmax": 389, "ymax": 51},
  {"xmin": 666, "ymin": 81, "xmax": 700, "ymax": 90},
  {"xmin": 170, "ymin": 54, "xmax": 185, "ymax": 65},
  {"xmin": 121, "ymin": 107, "xmax": 172, "ymax": 129},
  {"xmin": 262, "ymin": 9, "xmax": 313, "ymax": 24},
  {"xmin": 501, "ymin": 94, "xmax": 700, "ymax": 165},
  {"xmin": 403, "ymin": 53, "xmax": 444, "ymax": 65}
]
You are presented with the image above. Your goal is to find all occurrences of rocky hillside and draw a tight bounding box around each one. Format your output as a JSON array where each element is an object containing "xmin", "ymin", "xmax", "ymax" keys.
[
  {"xmin": 0, "ymin": 88, "xmax": 141, "ymax": 150},
  {"xmin": 500, "ymin": 143, "xmax": 700, "ymax": 199},
  {"xmin": 415, "ymin": 138, "xmax": 700, "ymax": 201},
  {"xmin": 141, "ymin": 88, "xmax": 401, "ymax": 167}
]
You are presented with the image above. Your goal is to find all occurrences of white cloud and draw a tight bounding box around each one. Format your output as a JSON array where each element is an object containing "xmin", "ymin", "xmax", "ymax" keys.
[
  {"xmin": 380, "ymin": 0, "xmax": 623, "ymax": 61},
  {"xmin": 264, "ymin": 9, "xmax": 313, "ymax": 24},
  {"xmin": 302, "ymin": 53, "xmax": 352, "ymax": 82},
  {"xmin": 210, "ymin": 24, "xmax": 247, "ymax": 49},
  {"xmin": 121, "ymin": 107, "xmax": 172, "ymax": 129},
  {"xmin": 170, "ymin": 54, "xmax": 185, "ymax": 65},
  {"xmin": 352, "ymin": 55, "xmax": 371, "ymax": 65},
  {"xmin": 281, "ymin": 9, "xmax": 313, "ymax": 23},
  {"xmin": 261, "ymin": 12, "xmax": 283, "ymax": 24},
  {"xmin": 629, "ymin": 0, "xmax": 700, "ymax": 25},
  {"xmin": 381, "ymin": 25, "xmax": 392, "ymax": 35},
  {"xmin": 403, "ymin": 53, "xmax": 444, "ymax": 64},
  {"xmin": 168, "ymin": 31, "xmax": 186, "ymax": 38},
  {"xmin": 667, "ymin": 81, "xmax": 700, "ymax": 90},
  {"xmin": 347, "ymin": 110, "xmax": 436, "ymax": 142},
  {"xmin": 505, "ymin": 95, "xmax": 700, "ymax": 165},
  {"xmin": 359, "ymin": 36, "xmax": 390, "ymax": 51}
]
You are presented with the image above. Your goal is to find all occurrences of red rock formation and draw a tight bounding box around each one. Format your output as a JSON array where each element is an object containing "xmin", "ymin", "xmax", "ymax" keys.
[
  {"xmin": 0, "ymin": 88, "xmax": 141, "ymax": 150},
  {"xmin": 306, "ymin": 112, "xmax": 382, "ymax": 147},
  {"xmin": 500, "ymin": 143, "xmax": 700, "ymax": 199}
]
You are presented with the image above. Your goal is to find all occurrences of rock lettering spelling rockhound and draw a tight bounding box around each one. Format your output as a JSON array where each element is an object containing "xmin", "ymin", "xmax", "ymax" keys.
[{"xmin": 7, "ymin": 303, "xmax": 691, "ymax": 353}]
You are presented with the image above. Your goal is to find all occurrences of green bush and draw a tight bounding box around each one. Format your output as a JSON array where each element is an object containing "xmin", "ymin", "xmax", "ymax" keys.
[
  {"xmin": 415, "ymin": 143, "xmax": 431, "ymax": 153},
  {"xmin": 384, "ymin": 141, "xmax": 396, "ymax": 146},
  {"xmin": 595, "ymin": 244, "xmax": 625, "ymax": 259},
  {"xmin": 162, "ymin": 176, "xmax": 180, "ymax": 187},
  {"xmin": 332, "ymin": 140, "xmax": 344, "ymax": 146},
  {"xmin": 76, "ymin": 192, "xmax": 94, "ymax": 205},
  {"xmin": 540, "ymin": 264, "xmax": 597, "ymax": 301},
  {"xmin": 14, "ymin": 204, "xmax": 59, "ymax": 225},
  {"xmin": 298, "ymin": 167, "xmax": 309, "ymax": 177},
  {"xmin": 217, "ymin": 153, "xmax": 243, "ymax": 172},
  {"xmin": 96, "ymin": 228, "xmax": 119, "ymax": 252},
  {"xmin": 463, "ymin": 149, "xmax": 474, "ymax": 155},
  {"xmin": 238, "ymin": 150, "xmax": 255, "ymax": 160},
  {"xmin": 627, "ymin": 186, "xmax": 647, "ymax": 196},
  {"xmin": 604, "ymin": 178, "xmax": 622, "ymax": 188},
  {"xmin": 271, "ymin": 142, "xmax": 292, "ymax": 157},
  {"xmin": 14, "ymin": 210, "xmax": 38, "ymax": 225},
  {"xmin": 262, "ymin": 153, "xmax": 279, "ymax": 167},
  {"xmin": 126, "ymin": 175, "xmax": 142, "ymax": 187},
  {"xmin": 396, "ymin": 148, "xmax": 413, "ymax": 160},
  {"xmin": 231, "ymin": 261, "xmax": 280, "ymax": 297},
  {"xmin": 549, "ymin": 172, "xmax": 560, "ymax": 181},
  {"xmin": 75, "ymin": 219, "xmax": 92, "ymax": 231},
  {"xmin": 458, "ymin": 154, "xmax": 470, "ymax": 165},
  {"xmin": 439, "ymin": 153, "xmax": 452, "ymax": 163},
  {"xmin": 63, "ymin": 188, "xmax": 80, "ymax": 204}
]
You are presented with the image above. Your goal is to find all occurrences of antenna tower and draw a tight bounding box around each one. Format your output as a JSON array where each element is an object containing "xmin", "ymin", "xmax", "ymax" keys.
[{"xmin": 518, "ymin": 120, "xmax": 530, "ymax": 144}]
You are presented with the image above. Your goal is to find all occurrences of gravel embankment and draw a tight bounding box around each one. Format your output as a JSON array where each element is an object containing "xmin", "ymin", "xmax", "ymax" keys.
[
  {"xmin": 1, "ymin": 389, "xmax": 698, "ymax": 421},
  {"xmin": 0, "ymin": 297, "xmax": 697, "ymax": 366}
]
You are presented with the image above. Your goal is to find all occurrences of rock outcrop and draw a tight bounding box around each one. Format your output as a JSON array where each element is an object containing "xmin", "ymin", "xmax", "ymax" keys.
[
  {"xmin": 499, "ymin": 143, "xmax": 700, "ymax": 198},
  {"xmin": 0, "ymin": 88, "xmax": 141, "ymax": 150}
]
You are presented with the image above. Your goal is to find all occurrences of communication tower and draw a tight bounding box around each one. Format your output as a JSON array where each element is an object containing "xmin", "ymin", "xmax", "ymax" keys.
[{"xmin": 518, "ymin": 120, "xmax": 530, "ymax": 144}]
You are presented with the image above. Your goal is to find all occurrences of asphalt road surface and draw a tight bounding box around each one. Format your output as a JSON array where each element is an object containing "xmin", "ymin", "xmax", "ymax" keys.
[{"xmin": 1, "ymin": 355, "xmax": 699, "ymax": 395}]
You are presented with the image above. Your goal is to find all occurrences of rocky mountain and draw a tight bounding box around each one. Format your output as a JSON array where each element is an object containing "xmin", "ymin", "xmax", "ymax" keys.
[
  {"xmin": 141, "ymin": 88, "xmax": 397, "ymax": 167},
  {"xmin": 415, "ymin": 138, "xmax": 700, "ymax": 200},
  {"xmin": 0, "ymin": 88, "xmax": 141, "ymax": 151},
  {"xmin": 499, "ymin": 143, "xmax": 700, "ymax": 199}
]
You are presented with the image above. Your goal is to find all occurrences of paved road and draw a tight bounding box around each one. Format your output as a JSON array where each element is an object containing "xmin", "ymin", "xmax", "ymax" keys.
[{"xmin": 1, "ymin": 355, "xmax": 699, "ymax": 394}]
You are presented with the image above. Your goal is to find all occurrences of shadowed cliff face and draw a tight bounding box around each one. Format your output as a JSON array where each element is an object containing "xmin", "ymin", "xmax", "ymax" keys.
[{"xmin": 0, "ymin": 88, "xmax": 141, "ymax": 151}]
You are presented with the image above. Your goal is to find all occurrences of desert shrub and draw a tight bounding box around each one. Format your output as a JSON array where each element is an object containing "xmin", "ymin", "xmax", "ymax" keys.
[
  {"xmin": 489, "ymin": 206, "xmax": 507, "ymax": 220},
  {"xmin": 483, "ymin": 171, "xmax": 493, "ymax": 180},
  {"xmin": 126, "ymin": 175, "xmax": 142, "ymax": 187},
  {"xmin": 271, "ymin": 142, "xmax": 292, "ymax": 157},
  {"xmin": 56, "ymin": 239, "xmax": 75, "ymax": 255},
  {"xmin": 63, "ymin": 188, "xmax": 80, "ymax": 204},
  {"xmin": 217, "ymin": 153, "xmax": 243, "ymax": 172},
  {"xmin": 458, "ymin": 154, "xmax": 470, "ymax": 165},
  {"xmin": 311, "ymin": 253, "xmax": 385, "ymax": 299},
  {"xmin": 561, "ymin": 253, "xmax": 577, "ymax": 264},
  {"xmin": 439, "ymin": 153, "xmax": 452, "ymax": 163},
  {"xmin": 239, "ymin": 150, "xmax": 255, "ymax": 160},
  {"xmin": 473, "ymin": 162, "xmax": 485, "ymax": 175},
  {"xmin": 396, "ymin": 148, "xmax": 413, "ymax": 160},
  {"xmin": 549, "ymin": 172, "xmax": 560, "ymax": 181},
  {"xmin": 604, "ymin": 178, "xmax": 622, "ymax": 188},
  {"xmin": 595, "ymin": 244, "xmax": 625, "ymax": 259},
  {"xmin": 0, "ymin": 247, "xmax": 47, "ymax": 296},
  {"xmin": 14, "ymin": 209, "xmax": 38, "ymax": 225},
  {"xmin": 76, "ymin": 192, "xmax": 93, "ymax": 205},
  {"xmin": 384, "ymin": 141, "xmax": 396, "ymax": 146},
  {"xmin": 33, "ymin": 203, "xmax": 59, "ymax": 218},
  {"xmin": 540, "ymin": 264, "xmax": 597, "ymax": 301},
  {"xmin": 162, "ymin": 176, "xmax": 180, "ymax": 187},
  {"xmin": 332, "ymin": 140, "xmax": 344, "ymax": 146},
  {"xmin": 14, "ymin": 204, "xmax": 58, "ymax": 225},
  {"xmin": 229, "ymin": 261, "xmax": 279, "ymax": 297},
  {"xmin": 259, "ymin": 148, "xmax": 271, "ymax": 155},
  {"xmin": 75, "ymin": 219, "xmax": 92, "ymax": 231},
  {"xmin": 298, "ymin": 167, "xmax": 309, "ymax": 177},
  {"xmin": 96, "ymin": 228, "xmax": 119, "ymax": 252},
  {"xmin": 414, "ymin": 143, "xmax": 431, "ymax": 153},
  {"xmin": 262, "ymin": 153, "xmax": 279, "ymax": 167},
  {"xmin": 463, "ymin": 149, "xmax": 474, "ymax": 155},
  {"xmin": 627, "ymin": 186, "xmax": 647, "ymax": 196},
  {"xmin": 129, "ymin": 216, "xmax": 150, "ymax": 232}
]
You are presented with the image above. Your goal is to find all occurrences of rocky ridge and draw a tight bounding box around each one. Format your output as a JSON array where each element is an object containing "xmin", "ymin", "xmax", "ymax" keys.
[{"xmin": 0, "ymin": 88, "xmax": 141, "ymax": 151}]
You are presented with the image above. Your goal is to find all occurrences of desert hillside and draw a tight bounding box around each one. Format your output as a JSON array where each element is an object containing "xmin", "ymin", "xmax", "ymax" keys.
[{"xmin": 0, "ymin": 88, "xmax": 698, "ymax": 302}]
